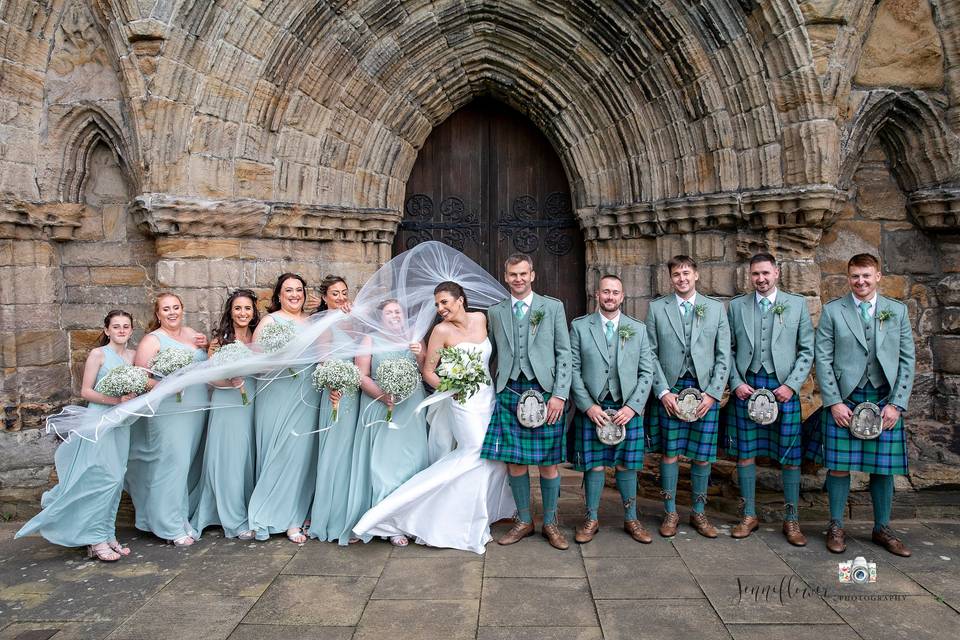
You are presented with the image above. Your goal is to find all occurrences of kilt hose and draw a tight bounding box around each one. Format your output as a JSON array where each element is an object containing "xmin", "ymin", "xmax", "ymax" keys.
[
  {"xmin": 806, "ymin": 383, "xmax": 907, "ymax": 475},
  {"xmin": 725, "ymin": 368, "xmax": 802, "ymax": 465},
  {"xmin": 647, "ymin": 375, "xmax": 720, "ymax": 462},
  {"xmin": 569, "ymin": 398, "xmax": 645, "ymax": 471},
  {"xmin": 480, "ymin": 376, "xmax": 565, "ymax": 466}
]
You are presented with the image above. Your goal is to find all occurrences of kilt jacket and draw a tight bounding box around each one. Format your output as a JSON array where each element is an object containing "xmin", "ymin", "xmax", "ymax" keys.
[
  {"xmin": 815, "ymin": 293, "xmax": 915, "ymax": 411},
  {"xmin": 569, "ymin": 312, "xmax": 655, "ymax": 415},
  {"xmin": 727, "ymin": 289, "xmax": 814, "ymax": 395}
]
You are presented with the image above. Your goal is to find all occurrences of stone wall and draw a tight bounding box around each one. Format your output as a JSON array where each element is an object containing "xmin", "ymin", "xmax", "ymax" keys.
[{"xmin": 2, "ymin": 0, "xmax": 960, "ymax": 519}]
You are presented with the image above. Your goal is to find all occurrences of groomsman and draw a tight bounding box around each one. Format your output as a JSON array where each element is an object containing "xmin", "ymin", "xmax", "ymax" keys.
[
  {"xmin": 481, "ymin": 253, "xmax": 573, "ymax": 550},
  {"xmin": 726, "ymin": 253, "xmax": 814, "ymax": 545},
  {"xmin": 815, "ymin": 253, "xmax": 914, "ymax": 556},
  {"xmin": 569, "ymin": 275, "xmax": 655, "ymax": 544},
  {"xmin": 646, "ymin": 256, "xmax": 731, "ymax": 538}
]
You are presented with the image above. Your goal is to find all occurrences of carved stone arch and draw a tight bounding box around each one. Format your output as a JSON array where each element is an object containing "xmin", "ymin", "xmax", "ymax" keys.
[{"xmin": 58, "ymin": 107, "xmax": 135, "ymax": 203}]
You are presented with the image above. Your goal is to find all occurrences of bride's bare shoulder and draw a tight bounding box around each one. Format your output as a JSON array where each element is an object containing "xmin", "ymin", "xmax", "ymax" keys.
[{"xmin": 467, "ymin": 311, "xmax": 487, "ymax": 327}]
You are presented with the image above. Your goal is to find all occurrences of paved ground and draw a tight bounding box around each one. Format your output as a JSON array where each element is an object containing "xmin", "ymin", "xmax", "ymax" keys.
[{"xmin": 2, "ymin": 475, "xmax": 959, "ymax": 640}]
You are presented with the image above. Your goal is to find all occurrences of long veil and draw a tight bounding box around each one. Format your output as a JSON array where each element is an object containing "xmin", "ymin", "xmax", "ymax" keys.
[{"xmin": 48, "ymin": 242, "xmax": 509, "ymax": 442}]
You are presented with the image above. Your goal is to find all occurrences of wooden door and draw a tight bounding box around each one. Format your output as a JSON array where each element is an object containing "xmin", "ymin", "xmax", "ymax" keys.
[{"xmin": 396, "ymin": 98, "xmax": 585, "ymax": 319}]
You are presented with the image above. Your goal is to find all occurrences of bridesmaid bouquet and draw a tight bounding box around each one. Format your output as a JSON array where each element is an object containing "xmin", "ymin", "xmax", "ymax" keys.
[
  {"xmin": 94, "ymin": 365, "xmax": 148, "ymax": 399},
  {"xmin": 211, "ymin": 341, "xmax": 253, "ymax": 405},
  {"xmin": 148, "ymin": 348, "xmax": 195, "ymax": 402},
  {"xmin": 258, "ymin": 321, "xmax": 299, "ymax": 377},
  {"xmin": 375, "ymin": 358, "xmax": 422, "ymax": 424},
  {"xmin": 435, "ymin": 346, "xmax": 490, "ymax": 404},
  {"xmin": 312, "ymin": 360, "xmax": 361, "ymax": 422}
]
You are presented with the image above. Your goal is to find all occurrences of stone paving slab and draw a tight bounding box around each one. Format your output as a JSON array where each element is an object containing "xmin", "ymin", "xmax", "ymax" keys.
[
  {"xmin": 696, "ymin": 573, "xmax": 844, "ymax": 624},
  {"xmin": 226, "ymin": 624, "xmax": 353, "ymax": 640},
  {"xmin": 371, "ymin": 557, "xmax": 483, "ymax": 600},
  {"xmin": 105, "ymin": 592, "xmax": 256, "ymax": 640},
  {"xmin": 0, "ymin": 621, "xmax": 120, "ymax": 640},
  {"xmin": 829, "ymin": 595, "xmax": 959, "ymax": 640},
  {"xmin": 354, "ymin": 599, "xmax": 479, "ymax": 640},
  {"xmin": 242, "ymin": 575, "xmax": 376, "ymax": 626},
  {"xmin": 596, "ymin": 599, "xmax": 729, "ymax": 640},
  {"xmin": 577, "ymin": 522, "xmax": 678, "ymax": 558},
  {"xmin": 163, "ymin": 551, "xmax": 290, "ymax": 597},
  {"xmin": 479, "ymin": 578, "xmax": 598, "ymax": 627},
  {"xmin": 477, "ymin": 627, "xmax": 604, "ymax": 640},
  {"xmin": 585, "ymin": 557, "xmax": 704, "ymax": 599},
  {"xmin": 282, "ymin": 539, "xmax": 390, "ymax": 577},
  {"xmin": 674, "ymin": 533, "xmax": 796, "ymax": 575},
  {"xmin": 726, "ymin": 623, "xmax": 862, "ymax": 639},
  {"xmin": 483, "ymin": 526, "xmax": 586, "ymax": 578}
]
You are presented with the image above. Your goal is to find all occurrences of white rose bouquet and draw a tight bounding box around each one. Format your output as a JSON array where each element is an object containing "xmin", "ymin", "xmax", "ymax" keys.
[
  {"xmin": 435, "ymin": 346, "xmax": 490, "ymax": 404},
  {"xmin": 94, "ymin": 365, "xmax": 148, "ymax": 400},
  {"xmin": 211, "ymin": 341, "xmax": 253, "ymax": 405},
  {"xmin": 258, "ymin": 321, "xmax": 299, "ymax": 377},
  {"xmin": 374, "ymin": 358, "xmax": 422, "ymax": 424},
  {"xmin": 148, "ymin": 347, "xmax": 195, "ymax": 402},
  {"xmin": 312, "ymin": 360, "xmax": 361, "ymax": 422}
]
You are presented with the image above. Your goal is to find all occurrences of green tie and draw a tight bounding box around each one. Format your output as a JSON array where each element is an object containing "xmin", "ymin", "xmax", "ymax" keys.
[
  {"xmin": 859, "ymin": 300, "xmax": 871, "ymax": 324},
  {"xmin": 759, "ymin": 298, "xmax": 771, "ymax": 314},
  {"xmin": 514, "ymin": 300, "xmax": 526, "ymax": 320},
  {"xmin": 681, "ymin": 301, "xmax": 692, "ymax": 317},
  {"xmin": 605, "ymin": 320, "xmax": 615, "ymax": 346}
]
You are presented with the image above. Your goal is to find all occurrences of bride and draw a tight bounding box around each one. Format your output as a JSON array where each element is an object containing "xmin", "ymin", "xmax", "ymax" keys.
[{"xmin": 352, "ymin": 281, "xmax": 515, "ymax": 553}]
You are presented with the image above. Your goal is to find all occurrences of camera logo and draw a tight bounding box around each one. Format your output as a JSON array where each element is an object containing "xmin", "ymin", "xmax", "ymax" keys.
[{"xmin": 838, "ymin": 556, "xmax": 877, "ymax": 584}]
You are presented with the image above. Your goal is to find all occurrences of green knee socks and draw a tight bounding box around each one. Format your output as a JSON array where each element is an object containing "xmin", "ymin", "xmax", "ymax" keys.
[
  {"xmin": 584, "ymin": 470, "xmax": 605, "ymax": 520},
  {"xmin": 615, "ymin": 469, "xmax": 639, "ymax": 521},
  {"xmin": 690, "ymin": 463, "xmax": 711, "ymax": 514},
  {"xmin": 660, "ymin": 460, "xmax": 678, "ymax": 512},
  {"xmin": 508, "ymin": 472, "xmax": 532, "ymax": 523},
  {"xmin": 870, "ymin": 474, "xmax": 894, "ymax": 531},
  {"xmin": 826, "ymin": 473, "xmax": 850, "ymax": 527},
  {"xmin": 782, "ymin": 467, "xmax": 801, "ymax": 521},
  {"xmin": 737, "ymin": 463, "xmax": 757, "ymax": 517},
  {"xmin": 540, "ymin": 475, "xmax": 562, "ymax": 526}
]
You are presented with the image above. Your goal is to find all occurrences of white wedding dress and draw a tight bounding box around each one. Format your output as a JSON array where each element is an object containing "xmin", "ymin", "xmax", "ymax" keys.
[{"xmin": 353, "ymin": 339, "xmax": 515, "ymax": 553}]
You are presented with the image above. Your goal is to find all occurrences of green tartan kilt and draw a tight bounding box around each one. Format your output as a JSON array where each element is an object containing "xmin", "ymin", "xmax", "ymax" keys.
[
  {"xmin": 814, "ymin": 384, "xmax": 907, "ymax": 475},
  {"xmin": 724, "ymin": 368, "xmax": 803, "ymax": 465},
  {"xmin": 569, "ymin": 398, "xmax": 645, "ymax": 471},
  {"xmin": 480, "ymin": 376, "xmax": 565, "ymax": 466},
  {"xmin": 647, "ymin": 375, "xmax": 720, "ymax": 462}
]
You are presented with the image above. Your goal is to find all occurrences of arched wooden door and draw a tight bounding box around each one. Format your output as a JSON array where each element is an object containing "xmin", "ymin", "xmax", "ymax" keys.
[{"xmin": 395, "ymin": 98, "xmax": 586, "ymax": 319}]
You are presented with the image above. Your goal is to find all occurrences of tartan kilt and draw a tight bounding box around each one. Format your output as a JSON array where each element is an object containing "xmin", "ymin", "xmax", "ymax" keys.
[
  {"xmin": 647, "ymin": 375, "xmax": 720, "ymax": 462},
  {"xmin": 810, "ymin": 384, "xmax": 908, "ymax": 475},
  {"xmin": 725, "ymin": 369, "xmax": 802, "ymax": 465},
  {"xmin": 480, "ymin": 376, "xmax": 564, "ymax": 466},
  {"xmin": 569, "ymin": 398, "xmax": 645, "ymax": 471}
]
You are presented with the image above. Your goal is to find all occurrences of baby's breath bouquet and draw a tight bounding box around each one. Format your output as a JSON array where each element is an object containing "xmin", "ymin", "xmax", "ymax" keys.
[
  {"xmin": 211, "ymin": 341, "xmax": 253, "ymax": 405},
  {"xmin": 148, "ymin": 347, "xmax": 195, "ymax": 402},
  {"xmin": 375, "ymin": 358, "xmax": 422, "ymax": 424},
  {"xmin": 258, "ymin": 321, "xmax": 299, "ymax": 377},
  {"xmin": 94, "ymin": 365, "xmax": 148, "ymax": 400},
  {"xmin": 312, "ymin": 360, "xmax": 361, "ymax": 422},
  {"xmin": 436, "ymin": 346, "xmax": 490, "ymax": 404}
]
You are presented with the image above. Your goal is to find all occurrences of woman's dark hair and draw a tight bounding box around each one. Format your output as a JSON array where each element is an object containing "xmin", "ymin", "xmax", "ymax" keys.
[
  {"xmin": 268, "ymin": 273, "xmax": 308, "ymax": 313},
  {"xmin": 96, "ymin": 309, "xmax": 135, "ymax": 347},
  {"xmin": 213, "ymin": 289, "xmax": 260, "ymax": 345},
  {"xmin": 434, "ymin": 281, "xmax": 467, "ymax": 308},
  {"xmin": 146, "ymin": 292, "xmax": 183, "ymax": 332},
  {"xmin": 317, "ymin": 274, "xmax": 348, "ymax": 312}
]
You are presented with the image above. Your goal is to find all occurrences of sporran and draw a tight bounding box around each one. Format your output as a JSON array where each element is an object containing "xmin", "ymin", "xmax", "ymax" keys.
[
  {"xmin": 516, "ymin": 389, "xmax": 547, "ymax": 428},
  {"xmin": 747, "ymin": 388, "xmax": 778, "ymax": 426},
  {"xmin": 850, "ymin": 401, "xmax": 883, "ymax": 440},
  {"xmin": 595, "ymin": 408, "xmax": 626, "ymax": 446},
  {"xmin": 675, "ymin": 387, "xmax": 703, "ymax": 423}
]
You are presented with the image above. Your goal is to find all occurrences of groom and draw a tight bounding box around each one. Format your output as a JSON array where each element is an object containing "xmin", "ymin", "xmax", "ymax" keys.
[{"xmin": 481, "ymin": 253, "xmax": 573, "ymax": 550}]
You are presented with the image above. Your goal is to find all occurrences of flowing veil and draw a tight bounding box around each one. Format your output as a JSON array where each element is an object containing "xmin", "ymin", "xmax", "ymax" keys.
[{"xmin": 48, "ymin": 242, "xmax": 509, "ymax": 442}]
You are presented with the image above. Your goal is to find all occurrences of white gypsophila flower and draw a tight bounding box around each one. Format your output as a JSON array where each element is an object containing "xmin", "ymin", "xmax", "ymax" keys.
[
  {"xmin": 211, "ymin": 340, "xmax": 253, "ymax": 364},
  {"xmin": 148, "ymin": 347, "xmax": 195, "ymax": 377},
  {"xmin": 258, "ymin": 321, "xmax": 298, "ymax": 352},
  {"xmin": 312, "ymin": 359, "xmax": 362, "ymax": 394},
  {"xmin": 94, "ymin": 365, "xmax": 148, "ymax": 397},
  {"xmin": 375, "ymin": 357, "xmax": 422, "ymax": 422}
]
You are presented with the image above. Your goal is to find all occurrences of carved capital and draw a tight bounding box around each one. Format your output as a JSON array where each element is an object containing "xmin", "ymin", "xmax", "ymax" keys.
[
  {"xmin": 0, "ymin": 199, "xmax": 86, "ymax": 240},
  {"xmin": 579, "ymin": 203, "xmax": 655, "ymax": 240},
  {"xmin": 131, "ymin": 194, "xmax": 401, "ymax": 243},
  {"xmin": 908, "ymin": 188, "xmax": 960, "ymax": 232},
  {"xmin": 740, "ymin": 186, "xmax": 848, "ymax": 230},
  {"xmin": 656, "ymin": 193, "xmax": 740, "ymax": 234}
]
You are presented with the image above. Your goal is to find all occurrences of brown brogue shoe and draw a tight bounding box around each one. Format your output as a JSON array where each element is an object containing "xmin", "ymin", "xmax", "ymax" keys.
[
  {"xmin": 541, "ymin": 523, "xmax": 570, "ymax": 550},
  {"xmin": 782, "ymin": 520, "xmax": 807, "ymax": 547},
  {"xmin": 624, "ymin": 520, "xmax": 652, "ymax": 543},
  {"xmin": 575, "ymin": 518, "xmax": 600, "ymax": 544},
  {"xmin": 659, "ymin": 512, "xmax": 680, "ymax": 537},
  {"xmin": 731, "ymin": 516, "xmax": 759, "ymax": 539},
  {"xmin": 826, "ymin": 521, "xmax": 846, "ymax": 554},
  {"xmin": 688, "ymin": 513, "xmax": 718, "ymax": 538},
  {"xmin": 497, "ymin": 519, "xmax": 534, "ymax": 545},
  {"xmin": 872, "ymin": 526, "xmax": 912, "ymax": 557}
]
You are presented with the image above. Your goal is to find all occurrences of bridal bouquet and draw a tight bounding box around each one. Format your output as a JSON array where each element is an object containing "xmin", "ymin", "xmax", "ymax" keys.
[
  {"xmin": 94, "ymin": 365, "xmax": 148, "ymax": 399},
  {"xmin": 435, "ymin": 346, "xmax": 490, "ymax": 404},
  {"xmin": 258, "ymin": 321, "xmax": 299, "ymax": 377},
  {"xmin": 211, "ymin": 341, "xmax": 253, "ymax": 405},
  {"xmin": 375, "ymin": 358, "xmax": 422, "ymax": 423},
  {"xmin": 312, "ymin": 360, "xmax": 361, "ymax": 422},
  {"xmin": 148, "ymin": 347, "xmax": 196, "ymax": 402}
]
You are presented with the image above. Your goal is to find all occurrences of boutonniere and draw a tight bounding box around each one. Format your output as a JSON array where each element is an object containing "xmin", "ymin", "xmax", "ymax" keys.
[
  {"xmin": 877, "ymin": 309, "xmax": 893, "ymax": 330},
  {"xmin": 529, "ymin": 309, "xmax": 545, "ymax": 335},
  {"xmin": 618, "ymin": 326, "xmax": 636, "ymax": 347},
  {"xmin": 771, "ymin": 302, "xmax": 788, "ymax": 325},
  {"xmin": 694, "ymin": 303, "xmax": 707, "ymax": 326}
]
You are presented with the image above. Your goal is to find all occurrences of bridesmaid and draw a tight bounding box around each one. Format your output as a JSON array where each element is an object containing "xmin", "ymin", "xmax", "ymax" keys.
[
  {"xmin": 127, "ymin": 292, "xmax": 209, "ymax": 546},
  {"xmin": 191, "ymin": 289, "xmax": 260, "ymax": 539},
  {"xmin": 247, "ymin": 273, "xmax": 320, "ymax": 543},
  {"xmin": 16, "ymin": 310, "xmax": 141, "ymax": 561},
  {"xmin": 344, "ymin": 299, "xmax": 430, "ymax": 547},
  {"xmin": 308, "ymin": 275, "xmax": 363, "ymax": 544}
]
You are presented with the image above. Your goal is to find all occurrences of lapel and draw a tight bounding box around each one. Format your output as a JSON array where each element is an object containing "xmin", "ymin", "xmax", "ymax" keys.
[
  {"xmin": 740, "ymin": 296, "xmax": 756, "ymax": 349},
  {"xmin": 617, "ymin": 317, "xmax": 635, "ymax": 390},
  {"xmin": 689, "ymin": 295, "xmax": 703, "ymax": 348},
  {"xmin": 840, "ymin": 294, "xmax": 868, "ymax": 350},
  {"xmin": 527, "ymin": 293, "xmax": 545, "ymax": 346},
  {"xmin": 498, "ymin": 300, "xmax": 515, "ymax": 354},
  {"xmin": 590, "ymin": 313, "xmax": 611, "ymax": 364},
  {"xmin": 875, "ymin": 295, "xmax": 889, "ymax": 349},
  {"xmin": 771, "ymin": 292, "xmax": 784, "ymax": 345},
  {"xmin": 664, "ymin": 298, "xmax": 684, "ymax": 343}
]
